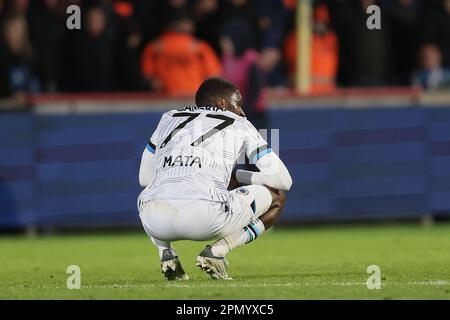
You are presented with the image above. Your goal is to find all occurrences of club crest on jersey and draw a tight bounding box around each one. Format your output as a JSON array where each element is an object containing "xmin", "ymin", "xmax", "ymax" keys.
[
  {"xmin": 163, "ymin": 155, "xmax": 202, "ymax": 168},
  {"xmin": 237, "ymin": 187, "xmax": 249, "ymax": 195}
]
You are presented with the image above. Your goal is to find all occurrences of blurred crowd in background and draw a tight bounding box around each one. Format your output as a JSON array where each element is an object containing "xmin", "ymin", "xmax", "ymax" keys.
[{"xmin": 1, "ymin": 0, "xmax": 450, "ymax": 108}]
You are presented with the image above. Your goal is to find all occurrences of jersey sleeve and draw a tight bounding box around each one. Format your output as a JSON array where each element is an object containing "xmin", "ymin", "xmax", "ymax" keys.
[
  {"xmin": 146, "ymin": 112, "xmax": 170, "ymax": 154},
  {"xmin": 244, "ymin": 120, "xmax": 272, "ymax": 164}
]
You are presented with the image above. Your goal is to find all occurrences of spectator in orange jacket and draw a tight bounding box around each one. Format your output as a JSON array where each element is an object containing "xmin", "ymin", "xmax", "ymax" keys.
[
  {"xmin": 141, "ymin": 13, "xmax": 222, "ymax": 96},
  {"xmin": 284, "ymin": 4, "xmax": 338, "ymax": 94}
]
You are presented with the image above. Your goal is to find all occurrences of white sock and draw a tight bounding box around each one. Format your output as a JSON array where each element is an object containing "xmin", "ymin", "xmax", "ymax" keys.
[
  {"xmin": 211, "ymin": 219, "xmax": 266, "ymax": 257},
  {"xmin": 151, "ymin": 236, "xmax": 176, "ymax": 259}
]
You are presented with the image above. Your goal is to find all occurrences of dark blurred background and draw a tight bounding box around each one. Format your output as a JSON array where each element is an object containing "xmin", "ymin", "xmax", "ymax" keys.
[
  {"xmin": 1, "ymin": 0, "xmax": 450, "ymax": 233},
  {"xmin": 1, "ymin": 0, "xmax": 450, "ymax": 100}
]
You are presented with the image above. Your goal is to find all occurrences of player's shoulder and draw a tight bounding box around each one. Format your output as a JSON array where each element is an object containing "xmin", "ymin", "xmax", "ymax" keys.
[
  {"xmin": 157, "ymin": 109, "xmax": 183, "ymax": 122},
  {"xmin": 169, "ymin": 106, "xmax": 246, "ymax": 120},
  {"xmin": 161, "ymin": 106, "xmax": 252, "ymax": 128},
  {"xmin": 241, "ymin": 118, "xmax": 259, "ymax": 132},
  {"xmin": 161, "ymin": 109, "xmax": 179, "ymax": 117}
]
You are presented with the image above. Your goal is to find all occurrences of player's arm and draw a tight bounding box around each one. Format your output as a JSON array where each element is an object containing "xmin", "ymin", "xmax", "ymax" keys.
[
  {"xmin": 138, "ymin": 141, "xmax": 156, "ymax": 187},
  {"xmin": 236, "ymin": 150, "xmax": 292, "ymax": 191},
  {"xmin": 138, "ymin": 112, "xmax": 171, "ymax": 187},
  {"xmin": 236, "ymin": 121, "xmax": 292, "ymax": 191}
]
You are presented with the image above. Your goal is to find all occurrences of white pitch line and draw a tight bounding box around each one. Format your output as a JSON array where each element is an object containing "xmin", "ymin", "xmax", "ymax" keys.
[
  {"xmin": 4, "ymin": 280, "xmax": 450, "ymax": 290},
  {"xmin": 410, "ymin": 280, "xmax": 450, "ymax": 286}
]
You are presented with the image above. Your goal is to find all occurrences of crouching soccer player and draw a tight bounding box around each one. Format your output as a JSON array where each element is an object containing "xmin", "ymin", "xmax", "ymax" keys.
[{"xmin": 137, "ymin": 77, "xmax": 292, "ymax": 280}]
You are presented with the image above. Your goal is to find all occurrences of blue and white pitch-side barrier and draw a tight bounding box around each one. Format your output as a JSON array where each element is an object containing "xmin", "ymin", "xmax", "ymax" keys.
[{"xmin": 1, "ymin": 106, "xmax": 450, "ymax": 228}]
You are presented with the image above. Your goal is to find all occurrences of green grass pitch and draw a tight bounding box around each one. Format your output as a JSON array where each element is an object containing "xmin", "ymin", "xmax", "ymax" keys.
[{"xmin": 1, "ymin": 223, "xmax": 450, "ymax": 299}]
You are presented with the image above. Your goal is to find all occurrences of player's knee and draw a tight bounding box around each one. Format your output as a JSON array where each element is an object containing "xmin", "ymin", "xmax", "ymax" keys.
[
  {"xmin": 269, "ymin": 189, "xmax": 286, "ymax": 210},
  {"xmin": 277, "ymin": 191, "xmax": 286, "ymax": 208},
  {"xmin": 260, "ymin": 189, "xmax": 286, "ymax": 229}
]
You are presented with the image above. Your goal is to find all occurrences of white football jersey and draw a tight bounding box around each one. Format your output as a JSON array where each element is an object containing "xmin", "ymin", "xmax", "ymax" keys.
[{"xmin": 139, "ymin": 106, "xmax": 271, "ymax": 203}]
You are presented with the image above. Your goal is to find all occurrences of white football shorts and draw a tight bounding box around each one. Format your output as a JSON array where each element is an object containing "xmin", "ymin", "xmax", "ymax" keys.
[{"xmin": 138, "ymin": 185, "xmax": 272, "ymax": 242}]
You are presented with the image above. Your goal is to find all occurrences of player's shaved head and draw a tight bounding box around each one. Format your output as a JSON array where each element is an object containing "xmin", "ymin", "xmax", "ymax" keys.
[{"xmin": 195, "ymin": 77, "xmax": 245, "ymax": 116}]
